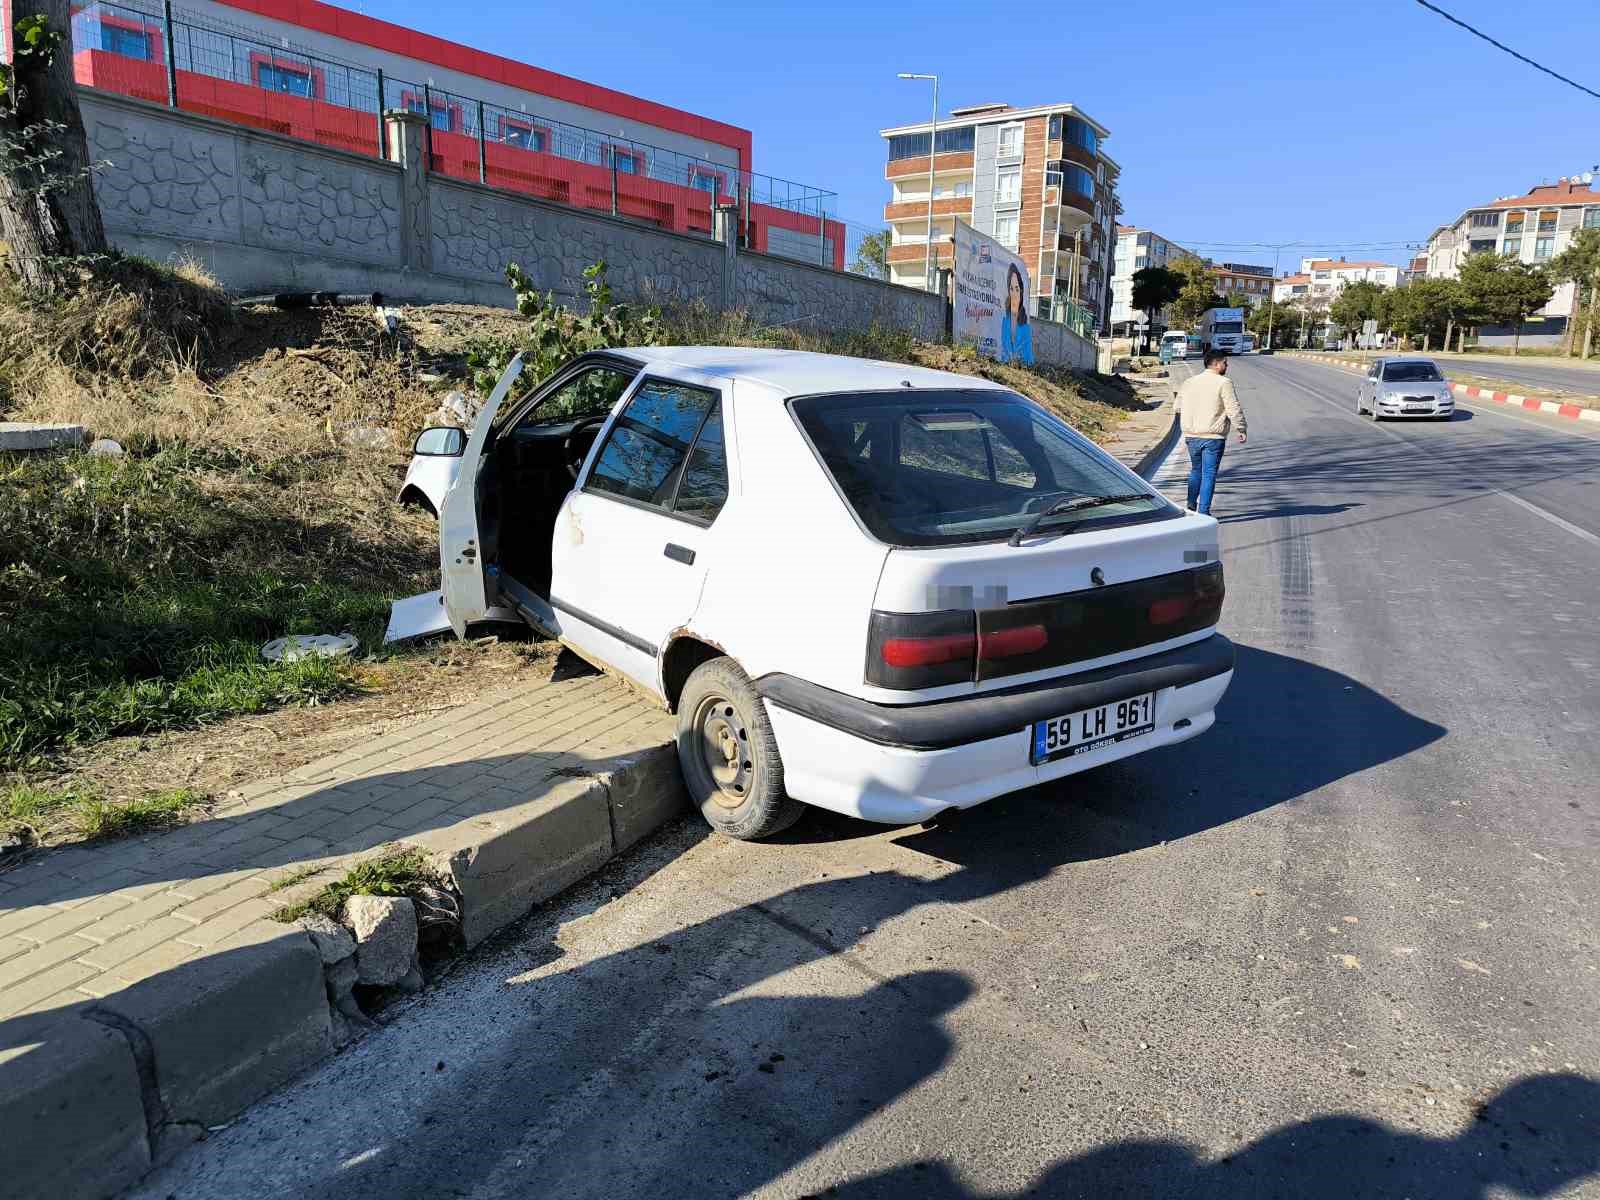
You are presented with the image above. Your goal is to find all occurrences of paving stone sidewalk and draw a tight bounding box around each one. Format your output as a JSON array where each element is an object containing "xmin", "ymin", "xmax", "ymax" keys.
[
  {"xmin": 0, "ymin": 672, "xmax": 671, "ymax": 1024},
  {"xmin": 1100, "ymin": 368, "xmax": 1180, "ymax": 476}
]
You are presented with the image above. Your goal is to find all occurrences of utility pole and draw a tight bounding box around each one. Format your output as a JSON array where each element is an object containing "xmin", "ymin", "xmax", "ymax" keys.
[
  {"xmin": 1265, "ymin": 245, "xmax": 1280, "ymax": 350},
  {"xmin": 898, "ymin": 72, "xmax": 939, "ymax": 292}
]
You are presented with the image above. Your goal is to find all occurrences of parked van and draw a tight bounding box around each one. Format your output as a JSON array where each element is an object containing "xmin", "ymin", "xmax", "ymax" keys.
[{"xmin": 1160, "ymin": 331, "xmax": 1191, "ymax": 361}]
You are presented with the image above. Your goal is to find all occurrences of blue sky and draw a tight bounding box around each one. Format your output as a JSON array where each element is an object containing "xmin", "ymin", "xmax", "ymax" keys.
[{"xmin": 370, "ymin": 0, "xmax": 1599, "ymax": 269}]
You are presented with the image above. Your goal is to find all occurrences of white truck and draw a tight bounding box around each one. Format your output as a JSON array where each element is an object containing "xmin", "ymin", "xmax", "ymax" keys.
[{"xmin": 1196, "ymin": 308, "xmax": 1246, "ymax": 354}]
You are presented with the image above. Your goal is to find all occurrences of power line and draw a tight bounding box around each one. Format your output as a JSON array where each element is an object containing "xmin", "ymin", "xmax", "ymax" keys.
[{"xmin": 1413, "ymin": 0, "xmax": 1600, "ymax": 101}]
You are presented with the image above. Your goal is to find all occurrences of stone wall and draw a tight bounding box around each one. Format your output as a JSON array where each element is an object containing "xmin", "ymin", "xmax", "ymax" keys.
[
  {"xmin": 429, "ymin": 177, "xmax": 723, "ymax": 307},
  {"xmin": 80, "ymin": 90, "xmax": 1096, "ymax": 371},
  {"xmin": 735, "ymin": 252, "xmax": 945, "ymax": 342}
]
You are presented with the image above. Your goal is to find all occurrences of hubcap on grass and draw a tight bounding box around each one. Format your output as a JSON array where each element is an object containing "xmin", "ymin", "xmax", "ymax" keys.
[{"xmin": 695, "ymin": 694, "xmax": 752, "ymax": 809}]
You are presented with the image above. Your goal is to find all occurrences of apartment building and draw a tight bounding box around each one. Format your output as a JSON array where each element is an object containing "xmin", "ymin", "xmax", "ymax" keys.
[
  {"xmin": 1108, "ymin": 226, "xmax": 1198, "ymax": 336},
  {"xmin": 1272, "ymin": 258, "xmax": 1400, "ymax": 303},
  {"xmin": 879, "ymin": 101, "xmax": 1120, "ymax": 328},
  {"xmin": 1211, "ymin": 262, "xmax": 1274, "ymax": 307},
  {"xmin": 1425, "ymin": 176, "xmax": 1600, "ymax": 343}
]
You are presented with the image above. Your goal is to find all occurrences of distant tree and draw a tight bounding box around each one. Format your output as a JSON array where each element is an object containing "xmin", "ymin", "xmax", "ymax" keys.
[
  {"xmin": 1547, "ymin": 228, "xmax": 1600, "ymax": 357},
  {"xmin": 850, "ymin": 230, "xmax": 890, "ymax": 280},
  {"xmin": 1222, "ymin": 290, "xmax": 1250, "ymax": 310},
  {"xmin": 1248, "ymin": 296, "xmax": 1300, "ymax": 344},
  {"xmin": 1168, "ymin": 257, "xmax": 1218, "ymax": 329},
  {"xmin": 0, "ymin": 0, "xmax": 110, "ymax": 291},
  {"xmin": 1402, "ymin": 277, "xmax": 1464, "ymax": 350},
  {"xmin": 1460, "ymin": 254, "xmax": 1554, "ymax": 355},
  {"xmin": 1329, "ymin": 280, "xmax": 1387, "ymax": 347},
  {"xmin": 1131, "ymin": 265, "xmax": 1183, "ymax": 349}
]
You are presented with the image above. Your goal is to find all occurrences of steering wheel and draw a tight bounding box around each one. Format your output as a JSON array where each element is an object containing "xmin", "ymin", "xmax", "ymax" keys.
[{"xmin": 562, "ymin": 415, "xmax": 610, "ymax": 480}]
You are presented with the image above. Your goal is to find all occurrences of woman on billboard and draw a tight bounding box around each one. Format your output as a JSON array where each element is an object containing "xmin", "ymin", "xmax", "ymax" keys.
[{"xmin": 999, "ymin": 263, "xmax": 1034, "ymax": 365}]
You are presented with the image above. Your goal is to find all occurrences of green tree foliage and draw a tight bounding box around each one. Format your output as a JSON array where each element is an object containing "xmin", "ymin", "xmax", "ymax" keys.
[
  {"xmin": 1247, "ymin": 298, "xmax": 1301, "ymax": 344},
  {"xmin": 1547, "ymin": 228, "xmax": 1600, "ymax": 355},
  {"xmin": 1328, "ymin": 280, "xmax": 1387, "ymax": 344},
  {"xmin": 1222, "ymin": 290, "xmax": 1250, "ymax": 310},
  {"xmin": 467, "ymin": 260, "xmax": 662, "ymax": 405},
  {"xmin": 1130, "ymin": 265, "xmax": 1183, "ymax": 334},
  {"xmin": 1459, "ymin": 253, "xmax": 1554, "ymax": 353},
  {"xmin": 1167, "ymin": 257, "xmax": 1219, "ymax": 329},
  {"xmin": 850, "ymin": 230, "xmax": 890, "ymax": 280}
]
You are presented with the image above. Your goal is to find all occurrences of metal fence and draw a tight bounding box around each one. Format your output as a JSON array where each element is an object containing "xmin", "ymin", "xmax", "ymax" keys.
[{"xmin": 71, "ymin": 0, "xmax": 839, "ymax": 258}]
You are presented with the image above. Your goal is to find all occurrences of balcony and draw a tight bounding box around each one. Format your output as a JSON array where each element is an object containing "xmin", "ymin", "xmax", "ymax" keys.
[
  {"xmin": 885, "ymin": 151, "xmax": 975, "ymax": 180},
  {"xmin": 886, "ymin": 241, "xmax": 955, "ymax": 265},
  {"xmin": 884, "ymin": 196, "xmax": 973, "ymax": 222}
]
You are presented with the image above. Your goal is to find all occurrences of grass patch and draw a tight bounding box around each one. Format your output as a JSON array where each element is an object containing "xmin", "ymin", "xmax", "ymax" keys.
[
  {"xmin": 264, "ymin": 863, "xmax": 327, "ymax": 893},
  {"xmin": 270, "ymin": 849, "xmax": 443, "ymax": 923},
  {"xmin": 0, "ymin": 447, "xmax": 418, "ymax": 770},
  {"xmin": 2, "ymin": 780, "xmax": 206, "ymax": 843}
]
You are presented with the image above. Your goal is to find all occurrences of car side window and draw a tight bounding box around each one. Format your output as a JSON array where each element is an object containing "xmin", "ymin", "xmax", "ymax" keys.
[
  {"xmin": 585, "ymin": 379, "xmax": 725, "ymax": 520},
  {"xmin": 673, "ymin": 402, "xmax": 728, "ymax": 522}
]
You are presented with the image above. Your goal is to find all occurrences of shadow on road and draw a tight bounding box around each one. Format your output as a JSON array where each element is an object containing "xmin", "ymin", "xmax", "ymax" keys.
[{"xmin": 821, "ymin": 1071, "xmax": 1600, "ymax": 1199}]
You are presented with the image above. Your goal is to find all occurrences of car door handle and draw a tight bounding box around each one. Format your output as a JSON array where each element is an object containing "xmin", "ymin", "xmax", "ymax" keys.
[{"xmin": 663, "ymin": 543, "xmax": 695, "ymax": 565}]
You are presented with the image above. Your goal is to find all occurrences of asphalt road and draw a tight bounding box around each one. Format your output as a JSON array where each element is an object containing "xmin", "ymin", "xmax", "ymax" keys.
[{"xmin": 131, "ymin": 356, "xmax": 1600, "ymax": 1200}]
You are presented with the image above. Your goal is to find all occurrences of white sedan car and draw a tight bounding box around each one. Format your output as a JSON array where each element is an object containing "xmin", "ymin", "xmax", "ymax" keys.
[
  {"xmin": 433, "ymin": 348, "xmax": 1235, "ymax": 839},
  {"xmin": 1356, "ymin": 357, "xmax": 1456, "ymax": 420}
]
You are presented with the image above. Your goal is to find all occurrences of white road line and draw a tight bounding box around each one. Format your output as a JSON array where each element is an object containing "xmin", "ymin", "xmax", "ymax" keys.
[{"xmin": 1493, "ymin": 489, "xmax": 1600, "ymax": 549}]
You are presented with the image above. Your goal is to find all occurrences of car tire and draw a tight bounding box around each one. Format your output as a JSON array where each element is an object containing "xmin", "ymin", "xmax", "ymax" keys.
[{"xmin": 676, "ymin": 657, "xmax": 803, "ymax": 841}]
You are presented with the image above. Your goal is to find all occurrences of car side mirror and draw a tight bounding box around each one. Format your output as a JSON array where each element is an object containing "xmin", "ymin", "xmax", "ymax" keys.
[{"xmin": 413, "ymin": 426, "xmax": 466, "ymax": 457}]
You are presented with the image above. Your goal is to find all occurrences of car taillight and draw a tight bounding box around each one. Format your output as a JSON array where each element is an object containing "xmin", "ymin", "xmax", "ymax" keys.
[
  {"xmin": 866, "ymin": 609, "xmax": 976, "ymax": 689},
  {"xmin": 979, "ymin": 623, "xmax": 1048, "ymax": 660},
  {"xmin": 1148, "ymin": 595, "xmax": 1193, "ymax": 626},
  {"xmin": 881, "ymin": 632, "xmax": 976, "ymax": 668}
]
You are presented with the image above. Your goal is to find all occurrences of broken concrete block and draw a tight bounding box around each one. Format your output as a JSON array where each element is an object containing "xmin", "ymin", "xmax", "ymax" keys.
[
  {"xmin": 88, "ymin": 437, "xmax": 125, "ymax": 457},
  {"xmin": 344, "ymin": 895, "xmax": 418, "ymax": 986},
  {"xmin": 298, "ymin": 913, "xmax": 355, "ymax": 964},
  {"xmin": 0, "ymin": 422, "xmax": 85, "ymax": 451}
]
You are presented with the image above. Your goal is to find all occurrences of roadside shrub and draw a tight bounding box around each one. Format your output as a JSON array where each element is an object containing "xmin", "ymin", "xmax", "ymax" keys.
[{"xmin": 466, "ymin": 260, "xmax": 661, "ymax": 401}]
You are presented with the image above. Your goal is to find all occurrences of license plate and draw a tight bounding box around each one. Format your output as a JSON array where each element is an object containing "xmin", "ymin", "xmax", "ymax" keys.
[
  {"xmin": 1404, "ymin": 404, "xmax": 1431, "ymax": 412},
  {"xmin": 1031, "ymin": 692, "xmax": 1155, "ymax": 765}
]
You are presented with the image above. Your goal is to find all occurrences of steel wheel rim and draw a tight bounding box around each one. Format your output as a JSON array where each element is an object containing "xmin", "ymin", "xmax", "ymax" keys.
[{"xmin": 694, "ymin": 693, "xmax": 753, "ymax": 809}]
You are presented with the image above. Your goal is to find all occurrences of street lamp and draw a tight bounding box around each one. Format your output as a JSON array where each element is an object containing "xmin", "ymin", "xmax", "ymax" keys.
[{"xmin": 897, "ymin": 72, "xmax": 938, "ymax": 293}]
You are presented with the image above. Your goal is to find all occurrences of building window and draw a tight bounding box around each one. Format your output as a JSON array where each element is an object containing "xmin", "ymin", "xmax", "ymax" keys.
[
  {"xmin": 497, "ymin": 116, "xmax": 550, "ymax": 152},
  {"xmin": 604, "ymin": 144, "xmax": 647, "ymax": 175},
  {"xmin": 257, "ymin": 63, "xmax": 314, "ymax": 97},
  {"xmin": 1048, "ymin": 115, "xmax": 1062, "ymax": 139},
  {"xmin": 1538, "ymin": 211, "xmax": 1558, "ymax": 233},
  {"xmin": 994, "ymin": 213, "xmax": 1019, "ymax": 249},
  {"xmin": 886, "ymin": 127, "xmax": 976, "ymax": 161},
  {"xmin": 1502, "ymin": 237, "xmax": 1522, "ymax": 257},
  {"xmin": 1535, "ymin": 236, "xmax": 1554, "ymax": 259},
  {"xmin": 1061, "ymin": 116, "xmax": 1098, "ymax": 156},
  {"xmin": 100, "ymin": 22, "xmax": 152, "ymax": 59},
  {"xmin": 1470, "ymin": 211, "xmax": 1501, "ymax": 228},
  {"xmin": 1586, "ymin": 208, "xmax": 1600, "ymax": 229},
  {"xmin": 1505, "ymin": 211, "xmax": 1525, "ymax": 231},
  {"xmin": 686, "ymin": 164, "xmax": 727, "ymax": 196},
  {"xmin": 402, "ymin": 92, "xmax": 460, "ymax": 132},
  {"xmin": 995, "ymin": 166, "xmax": 1021, "ymax": 204},
  {"xmin": 1469, "ymin": 239, "xmax": 1498, "ymax": 255},
  {"xmin": 954, "ymin": 180, "xmax": 972, "ymax": 198},
  {"xmin": 997, "ymin": 123, "xmax": 1023, "ymax": 159}
]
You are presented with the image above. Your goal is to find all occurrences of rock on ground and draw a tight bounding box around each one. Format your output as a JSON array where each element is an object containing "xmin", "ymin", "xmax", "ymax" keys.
[{"xmin": 343, "ymin": 895, "xmax": 419, "ymax": 986}]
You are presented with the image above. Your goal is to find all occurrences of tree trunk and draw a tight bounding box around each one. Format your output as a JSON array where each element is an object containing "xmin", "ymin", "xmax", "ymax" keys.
[
  {"xmin": 1444, "ymin": 319, "xmax": 1453, "ymax": 353},
  {"xmin": 0, "ymin": 0, "xmax": 110, "ymax": 290},
  {"xmin": 1512, "ymin": 315, "xmax": 1522, "ymax": 356}
]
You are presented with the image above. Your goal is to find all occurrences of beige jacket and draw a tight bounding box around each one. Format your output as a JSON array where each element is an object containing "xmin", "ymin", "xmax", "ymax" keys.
[{"xmin": 1175, "ymin": 370, "xmax": 1247, "ymax": 439}]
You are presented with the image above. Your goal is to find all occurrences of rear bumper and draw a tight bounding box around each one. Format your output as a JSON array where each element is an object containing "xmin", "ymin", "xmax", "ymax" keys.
[{"xmin": 756, "ymin": 635, "xmax": 1235, "ymax": 824}]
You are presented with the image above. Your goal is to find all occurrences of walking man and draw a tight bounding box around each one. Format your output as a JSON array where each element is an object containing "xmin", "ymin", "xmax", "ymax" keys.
[{"xmin": 1174, "ymin": 349, "xmax": 1247, "ymax": 515}]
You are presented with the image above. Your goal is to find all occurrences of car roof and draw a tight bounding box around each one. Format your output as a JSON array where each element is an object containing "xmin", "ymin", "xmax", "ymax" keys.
[
  {"xmin": 1379, "ymin": 357, "xmax": 1438, "ymax": 366},
  {"xmin": 612, "ymin": 346, "xmax": 1014, "ymax": 396}
]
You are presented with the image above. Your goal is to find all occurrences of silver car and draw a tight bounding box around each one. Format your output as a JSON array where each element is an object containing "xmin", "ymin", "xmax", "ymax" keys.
[{"xmin": 1356, "ymin": 357, "xmax": 1456, "ymax": 421}]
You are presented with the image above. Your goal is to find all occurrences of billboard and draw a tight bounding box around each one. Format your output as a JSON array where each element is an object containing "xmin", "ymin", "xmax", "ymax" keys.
[{"xmin": 953, "ymin": 219, "xmax": 1034, "ymax": 365}]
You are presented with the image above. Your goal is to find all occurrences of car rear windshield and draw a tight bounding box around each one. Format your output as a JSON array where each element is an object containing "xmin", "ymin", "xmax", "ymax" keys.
[
  {"xmin": 1382, "ymin": 362, "xmax": 1443, "ymax": 382},
  {"xmin": 790, "ymin": 389, "xmax": 1173, "ymax": 547}
]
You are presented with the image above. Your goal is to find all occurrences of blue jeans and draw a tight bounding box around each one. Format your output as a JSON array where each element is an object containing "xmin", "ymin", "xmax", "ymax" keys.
[{"xmin": 1186, "ymin": 437, "xmax": 1226, "ymax": 514}]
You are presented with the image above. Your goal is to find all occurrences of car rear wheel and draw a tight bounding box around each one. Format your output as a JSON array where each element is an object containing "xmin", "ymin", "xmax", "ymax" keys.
[{"xmin": 676, "ymin": 657, "xmax": 803, "ymax": 840}]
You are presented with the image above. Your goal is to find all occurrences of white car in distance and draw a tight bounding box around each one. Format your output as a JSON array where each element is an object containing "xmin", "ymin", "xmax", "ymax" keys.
[
  {"xmin": 1357, "ymin": 357, "xmax": 1456, "ymax": 421},
  {"xmin": 431, "ymin": 347, "xmax": 1236, "ymax": 839}
]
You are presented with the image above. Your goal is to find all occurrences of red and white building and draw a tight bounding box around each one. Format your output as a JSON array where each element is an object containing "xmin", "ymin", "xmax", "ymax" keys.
[{"xmin": 58, "ymin": 0, "xmax": 845, "ymax": 266}]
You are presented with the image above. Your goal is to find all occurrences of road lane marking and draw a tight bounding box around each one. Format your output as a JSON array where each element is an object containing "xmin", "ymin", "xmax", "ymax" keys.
[{"xmin": 1493, "ymin": 489, "xmax": 1600, "ymax": 548}]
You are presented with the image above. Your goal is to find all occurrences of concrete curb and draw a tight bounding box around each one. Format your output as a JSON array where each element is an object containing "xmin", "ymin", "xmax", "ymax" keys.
[
  {"xmin": 1, "ymin": 740, "xmax": 686, "ymax": 1200},
  {"xmin": 1131, "ymin": 409, "xmax": 1180, "ymax": 480},
  {"xmin": 1284, "ymin": 353, "xmax": 1600, "ymax": 424}
]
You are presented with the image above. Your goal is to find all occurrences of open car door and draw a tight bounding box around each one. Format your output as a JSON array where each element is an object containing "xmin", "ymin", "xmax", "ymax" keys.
[{"xmin": 439, "ymin": 354, "xmax": 525, "ymax": 637}]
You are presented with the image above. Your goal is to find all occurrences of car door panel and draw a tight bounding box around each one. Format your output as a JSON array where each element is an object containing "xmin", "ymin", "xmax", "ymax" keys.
[
  {"xmin": 440, "ymin": 355, "xmax": 525, "ymax": 636},
  {"xmin": 550, "ymin": 371, "xmax": 731, "ymax": 698}
]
